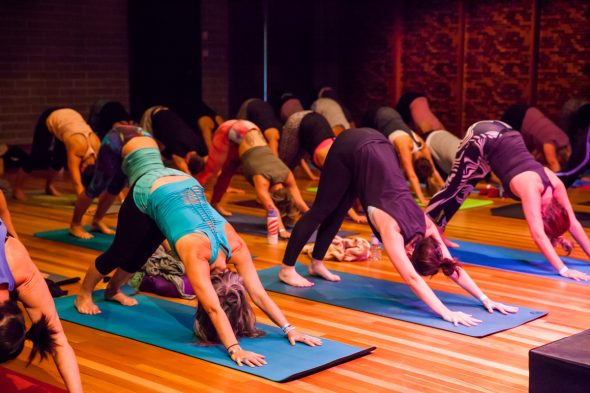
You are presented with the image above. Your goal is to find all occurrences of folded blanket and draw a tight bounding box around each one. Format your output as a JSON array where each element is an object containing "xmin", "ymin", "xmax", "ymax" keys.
[
  {"xmin": 302, "ymin": 236, "xmax": 370, "ymax": 261},
  {"xmin": 129, "ymin": 246, "xmax": 195, "ymax": 299}
]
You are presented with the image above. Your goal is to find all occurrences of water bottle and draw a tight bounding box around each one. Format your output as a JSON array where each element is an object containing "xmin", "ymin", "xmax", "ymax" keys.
[
  {"xmin": 267, "ymin": 206, "xmax": 279, "ymax": 244},
  {"xmin": 370, "ymin": 234, "xmax": 381, "ymax": 261}
]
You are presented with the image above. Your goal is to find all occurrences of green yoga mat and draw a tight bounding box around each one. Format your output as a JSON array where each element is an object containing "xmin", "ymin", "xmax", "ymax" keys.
[
  {"xmin": 54, "ymin": 291, "xmax": 375, "ymax": 382},
  {"xmin": 416, "ymin": 198, "xmax": 493, "ymax": 209},
  {"xmin": 304, "ymin": 189, "xmax": 492, "ymax": 211},
  {"xmin": 34, "ymin": 227, "xmax": 114, "ymax": 252}
]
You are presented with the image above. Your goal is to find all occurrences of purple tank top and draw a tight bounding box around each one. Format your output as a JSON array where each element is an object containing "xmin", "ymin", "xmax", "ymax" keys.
[
  {"xmin": 0, "ymin": 220, "xmax": 15, "ymax": 291},
  {"xmin": 487, "ymin": 130, "xmax": 552, "ymax": 200},
  {"xmin": 338, "ymin": 128, "xmax": 426, "ymax": 243}
]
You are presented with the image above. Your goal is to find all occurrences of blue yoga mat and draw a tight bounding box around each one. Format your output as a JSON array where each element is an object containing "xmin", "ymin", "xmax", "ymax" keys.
[
  {"xmin": 34, "ymin": 227, "xmax": 114, "ymax": 252},
  {"xmin": 491, "ymin": 203, "xmax": 590, "ymax": 228},
  {"xmin": 54, "ymin": 291, "xmax": 374, "ymax": 382},
  {"xmin": 226, "ymin": 212, "xmax": 358, "ymax": 243},
  {"xmin": 450, "ymin": 239, "xmax": 590, "ymax": 284},
  {"xmin": 257, "ymin": 266, "xmax": 546, "ymax": 337}
]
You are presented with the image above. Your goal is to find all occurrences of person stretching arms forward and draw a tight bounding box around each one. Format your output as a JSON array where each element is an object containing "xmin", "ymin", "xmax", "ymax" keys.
[
  {"xmin": 75, "ymin": 132, "xmax": 321, "ymax": 366},
  {"xmin": 427, "ymin": 120, "xmax": 590, "ymax": 281},
  {"xmin": 279, "ymin": 128, "xmax": 517, "ymax": 326}
]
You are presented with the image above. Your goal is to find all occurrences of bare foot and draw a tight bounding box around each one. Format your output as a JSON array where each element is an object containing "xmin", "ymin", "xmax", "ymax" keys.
[
  {"xmin": 75, "ymin": 293, "xmax": 101, "ymax": 314},
  {"xmin": 70, "ymin": 225, "xmax": 94, "ymax": 239},
  {"xmin": 227, "ymin": 186, "xmax": 245, "ymax": 195},
  {"xmin": 46, "ymin": 185, "xmax": 61, "ymax": 196},
  {"xmin": 309, "ymin": 260, "xmax": 341, "ymax": 282},
  {"xmin": 214, "ymin": 205, "xmax": 233, "ymax": 217},
  {"xmin": 279, "ymin": 266, "xmax": 314, "ymax": 287},
  {"xmin": 104, "ymin": 287, "xmax": 138, "ymax": 306},
  {"xmin": 12, "ymin": 189, "xmax": 27, "ymax": 201},
  {"xmin": 91, "ymin": 221, "xmax": 115, "ymax": 235}
]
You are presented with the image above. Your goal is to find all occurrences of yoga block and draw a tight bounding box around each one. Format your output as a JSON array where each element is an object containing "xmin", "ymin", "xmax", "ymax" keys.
[{"xmin": 529, "ymin": 329, "xmax": 590, "ymax": 393}]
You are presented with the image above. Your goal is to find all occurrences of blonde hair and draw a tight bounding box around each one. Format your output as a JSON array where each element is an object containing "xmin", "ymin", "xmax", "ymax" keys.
[{"xmin": 194, "ymin": 271, "xmax": 266, "ymax": 343}]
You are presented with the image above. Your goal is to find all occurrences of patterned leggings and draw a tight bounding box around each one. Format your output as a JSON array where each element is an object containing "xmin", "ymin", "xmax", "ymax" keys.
[{"xmin": 425, "ymin": 121, "xmax": 506, "ymax": 228}]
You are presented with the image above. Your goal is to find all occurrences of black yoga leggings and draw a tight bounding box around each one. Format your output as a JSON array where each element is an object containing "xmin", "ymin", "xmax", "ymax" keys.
[
  {"xmin": 95, "ymin": 186, "xmax": 165, "ymax": 275},
  {"xmin": 282, "ymin": 145, "xmax": 356, "ymax": 267},
  {"xmin": 2, "ymin": 147, "xmax": 32, "ymax": 172}
]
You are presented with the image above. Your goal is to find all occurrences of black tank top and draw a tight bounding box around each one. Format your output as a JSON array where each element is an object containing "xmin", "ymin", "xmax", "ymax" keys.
[
  {"xmin": 487, "ymin": 130, "xmax": 552, "ymax": 200},
  {"xmin": 299, "ymin": 112, "xmax": 335, "ymax": 157}
]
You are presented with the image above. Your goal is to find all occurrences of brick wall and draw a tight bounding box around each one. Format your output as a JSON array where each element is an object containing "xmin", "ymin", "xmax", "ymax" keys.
[
  {"xmin": 340, "ymin": 0, "xmax": 589, "ymax": 135},
  {"xmin": 0, "ymin": 0, "xmax": 129, "ymax": 144},
  {"xmin": 201, "ymin": 0, "xmax": 229, "ymax": 118},
  {"xmin": 537, "ymin": 0, "xmax": 590, "ymax": 119},
  {"xmin": 401, "ymin": 0, "xmax": 462, "ymax": 134}
]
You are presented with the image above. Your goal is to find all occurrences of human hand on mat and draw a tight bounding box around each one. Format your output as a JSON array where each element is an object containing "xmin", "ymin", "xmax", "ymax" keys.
[
  {"xmin": 442, "ymin": 311, "xmax": 482, "ymax": 327},
  {"xmin": 231, "ymin": 347, "xmax": 267, "ymax": 367},
  {"xmin": 560, "ymin": 269, "xmax": 590, "ymax": 281},
  {"xmin": 287, "ymin": 330, "xmax": 323, "ymax": 347},
  {"xmin": 482, "ymin": 299, "xmax": 519, "ymax": 314}
]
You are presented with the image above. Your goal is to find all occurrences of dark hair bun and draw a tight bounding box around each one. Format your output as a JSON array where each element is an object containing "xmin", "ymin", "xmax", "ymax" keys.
[{"xmin": 441, "ymin": 258, "xmax": 460, "ymax": 277}]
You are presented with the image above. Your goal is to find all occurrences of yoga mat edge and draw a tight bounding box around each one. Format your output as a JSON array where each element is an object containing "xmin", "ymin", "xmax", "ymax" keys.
[
  {"xmin": 54, "ymin": 291, "xmax": 374, "ymax": 382},
  {"xmin": 278, "ymin": 346, "xmax": 376, "ymax": 382}
]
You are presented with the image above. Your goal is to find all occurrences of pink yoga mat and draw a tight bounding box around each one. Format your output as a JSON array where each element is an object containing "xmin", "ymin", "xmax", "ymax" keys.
[{"xmin": 0, "ymin": 366, "xmax": 66, "ymax": 392}]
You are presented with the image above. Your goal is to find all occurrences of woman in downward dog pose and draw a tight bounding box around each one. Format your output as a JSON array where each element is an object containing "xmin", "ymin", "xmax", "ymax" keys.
[
  {"xmin": 14, "ymin": 108, "xmax": 100, "ymax": 199},
  {"xmin": 0, "ymin": 219, "xmax": 82, "ymax": 392},
  {"xmin": 426, "ymin": 120, "xmax": 590, "ymax": 281},
  {"xmin": 279, "ymin": 110, "xmax": 367, "ymax": 223},
  {"xmin": 75, "ymin": 131, "xmax": 321, "ymax": 366},
  {"xmin": 279, "ymin": 128, "xmax": 517, "ymax": 326},
  {"xmin": 236, "ymin": 98, "xmax": 283, "ymax": 155},
  {"xmin": 362, "ymin": 106, "xmax": 444, "ymax": 203},
  {"xmin": 198, "ymin": 120, "xmax": 309, "ymax": 235}
]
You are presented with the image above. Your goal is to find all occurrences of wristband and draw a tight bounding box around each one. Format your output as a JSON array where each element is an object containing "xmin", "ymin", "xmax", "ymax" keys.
[
  {"xmin": 280, "ymin": 323, "xmax": 291, "ymax": 332},
  {"xmin": 284, "ymin": 326, "xmax": 296, "ymax": 335},
  {"xmin": 279, "ymin": 229, "xmax": 287, "ymax": 233},
  {"xmin": 559, "ymin": 266, "xmax": 569, "ymax": 275},
  {"xmin": 226, "ymin": 343, "xmax": 239, "ymax": 354},
  {"xmin": 479, "ymin": 294, "xmax": 489, "ymax": 303}
]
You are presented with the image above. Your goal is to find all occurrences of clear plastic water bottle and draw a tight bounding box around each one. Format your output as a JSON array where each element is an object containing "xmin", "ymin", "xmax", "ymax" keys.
[
  {"xmin": 267, "ymin": 206, "xmax": 279, "ymax": 244},
  {"xmin": 370, "ymin": 234, "xmax": 381, "ymax": 261}
]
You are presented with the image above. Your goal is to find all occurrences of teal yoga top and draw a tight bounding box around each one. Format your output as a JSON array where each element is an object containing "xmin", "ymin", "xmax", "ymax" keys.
[
  {"xmin": 147, "ymin": 178, "xmax": 232, "ymax": 263},
  {"xmin": 122, "ymin": 147, "xmax": 186, "ymax": 213},
  {"xmin": 123, "ymin": 147, "xmax": 231, "ymax": 263}
]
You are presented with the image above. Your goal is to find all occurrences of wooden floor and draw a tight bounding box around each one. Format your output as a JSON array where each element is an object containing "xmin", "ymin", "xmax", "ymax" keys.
[{"xmin": 3, "ymin": 171, "xmax": 590, "ymax": 393}]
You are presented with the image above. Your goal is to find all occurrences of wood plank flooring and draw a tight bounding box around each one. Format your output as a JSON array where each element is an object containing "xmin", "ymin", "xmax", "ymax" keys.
[{"xmin": 3, "ymin": 171, "xmax": 589, "ymax": 392}]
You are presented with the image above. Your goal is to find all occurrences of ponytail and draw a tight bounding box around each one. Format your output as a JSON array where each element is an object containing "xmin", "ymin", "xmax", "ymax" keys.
[
  {"xmin": 25, "ymin": 315, "xmax": 57, "ymax": 365},
  {"xmin": 555, "ymin": 236, "xmax": 574, "ymax": 255},
  {"xmin": 440, "ymin": 258, "xmax": 460, "ymax": 277},
  {"xmin": 411, "ymin": 236, "xmax": 461, "ymax": 277}
]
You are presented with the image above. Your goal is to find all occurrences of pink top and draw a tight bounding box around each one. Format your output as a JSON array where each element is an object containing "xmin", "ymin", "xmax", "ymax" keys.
[{"xmin": 196, "ymin": 120, "xmax": 259, "ymax": 205}]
